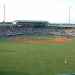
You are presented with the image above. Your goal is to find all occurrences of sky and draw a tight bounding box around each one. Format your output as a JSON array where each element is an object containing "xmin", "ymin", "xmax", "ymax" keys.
[{"xmin": 0, "ymin": 0, "xmax": 75, "ymax": 23}]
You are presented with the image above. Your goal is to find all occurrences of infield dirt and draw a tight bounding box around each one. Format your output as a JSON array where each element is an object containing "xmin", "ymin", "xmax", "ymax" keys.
[{"xmin": 8, "ymin": 37, "xmax": 72, "ymax": 44}]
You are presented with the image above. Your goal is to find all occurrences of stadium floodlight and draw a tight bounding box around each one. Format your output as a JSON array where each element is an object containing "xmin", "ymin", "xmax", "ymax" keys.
[
  {"xmin": 68, "ymin": 7, "xmax": 72, "ymax": 25},
  {"xmin": 3, "ymin": 4, "xmax": 6, "ymax": 22}
]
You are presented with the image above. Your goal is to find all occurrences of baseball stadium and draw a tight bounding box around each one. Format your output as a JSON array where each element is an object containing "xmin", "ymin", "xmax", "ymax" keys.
[{"xmin": 0, "ymin": 20, "xmax": 75, "ymax": 75}]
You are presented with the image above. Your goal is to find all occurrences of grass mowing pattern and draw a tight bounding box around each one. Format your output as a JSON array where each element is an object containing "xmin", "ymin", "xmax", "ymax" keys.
[{"xmin": 0, "ymin": 38, "xmax": 75, "ymax": 75}]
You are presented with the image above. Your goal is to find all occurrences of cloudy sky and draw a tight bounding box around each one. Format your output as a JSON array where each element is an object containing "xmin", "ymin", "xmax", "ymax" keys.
[{"xmin": 0, "ymin": 0, "xmax": 75, "ymax": 23}]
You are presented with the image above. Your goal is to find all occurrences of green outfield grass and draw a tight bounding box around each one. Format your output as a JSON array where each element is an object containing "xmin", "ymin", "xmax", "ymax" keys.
[{"xmin": 0, "ymin": 37, "xmax": 75, "ymax": 75}]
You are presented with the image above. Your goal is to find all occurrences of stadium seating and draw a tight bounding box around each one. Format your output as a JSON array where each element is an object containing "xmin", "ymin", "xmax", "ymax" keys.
[{"xmin": 0, "ymin": 21, "xmax": 75, "ymax": 37}]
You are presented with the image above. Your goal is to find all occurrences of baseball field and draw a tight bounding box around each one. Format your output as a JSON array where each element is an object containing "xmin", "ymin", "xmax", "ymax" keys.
[{"xmin": 0, "ymin": 36, "xmax": 75, "ymax": 75}]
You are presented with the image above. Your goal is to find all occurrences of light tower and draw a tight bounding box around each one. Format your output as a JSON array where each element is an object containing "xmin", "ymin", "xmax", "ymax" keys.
[
  {"xmin": 69, "ymin": 7, "xmax": 71, "ymax": 25},
  {"xmin": 3, "ymin": 4, "xmax": 6, "ymax": 22}
]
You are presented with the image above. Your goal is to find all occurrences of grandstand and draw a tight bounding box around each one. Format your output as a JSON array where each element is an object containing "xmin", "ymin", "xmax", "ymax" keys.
[
  {"xmin": 0, "ymin": 20, "xmax": 75, "ymax": 37},
  {"xmin": 48, "ymin": 23, "xmax": 75, "ymax": 36},
  {"xmin": 0, "ymin": 20, "xmax": 49, "ymax": 36}
]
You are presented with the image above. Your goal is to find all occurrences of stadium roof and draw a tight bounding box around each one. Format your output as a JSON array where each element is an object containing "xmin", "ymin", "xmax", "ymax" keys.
[
  {"xmin": 0, "ymin": 21, "xmax": 75, "ymax": 27},
  {"xmin": 48, "ymin": 23, "xmax": 75, "ymax": 27},
  {"xmin": 14, "ymin": 20, "xmax": 48, "ymax": 23},
  {"xmin": 0, "ymin": 22, "xmax": 14, "ymax": 26}
]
